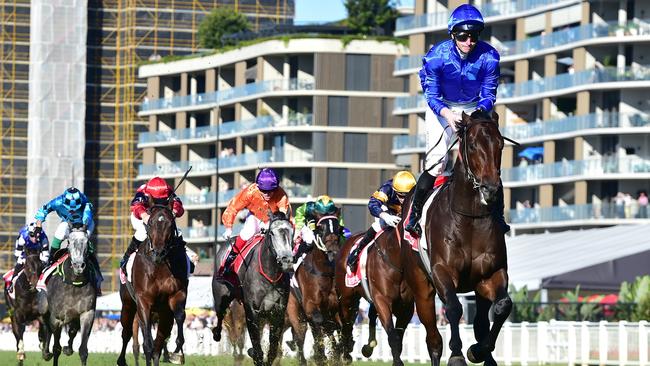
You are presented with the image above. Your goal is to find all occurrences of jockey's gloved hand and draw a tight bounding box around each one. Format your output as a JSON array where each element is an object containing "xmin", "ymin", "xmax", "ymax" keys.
[
  {"xmin": 221, "ymin": 228, "xmax": 232, "ymax": 241},
  {"xmin": 441, "ymin": 108, "xmax": 461, "ymax": 130},
  {"xmin": 33, "ymin": 226, "xmax": 42, "ymax": 236},
  {"xmin": 379, "ymin": 212, "xmax": 401, "ymax": 228},
  {"xmin": 300, "ymin": 225, "xmax": 315, "ymax": 245}
]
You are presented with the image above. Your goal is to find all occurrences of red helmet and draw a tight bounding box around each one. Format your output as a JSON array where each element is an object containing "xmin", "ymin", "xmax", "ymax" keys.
[{"xmin": 145, "ymin": 177, "xmax": 172, "ymax": 199}]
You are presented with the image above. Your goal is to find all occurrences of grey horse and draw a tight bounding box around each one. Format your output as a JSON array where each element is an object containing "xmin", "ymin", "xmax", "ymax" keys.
[
  {"xmin": 212, "ymin": 211, "xmax": 294, "ymax": 366},
  {"xmin": 39, "ymin": 227, "xmax": 97, "ymax": 366}
]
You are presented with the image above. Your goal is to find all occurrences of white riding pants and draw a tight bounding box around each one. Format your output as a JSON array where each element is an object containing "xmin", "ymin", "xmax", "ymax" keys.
[{"xmin": 424, "ymin": 102, "xmax": 478, "ymax": 174}]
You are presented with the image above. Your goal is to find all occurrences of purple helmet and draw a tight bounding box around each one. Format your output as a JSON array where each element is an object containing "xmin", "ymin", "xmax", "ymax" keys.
[{"xmin": 256, "ymin": 168, "xmax": 279, "ymax": 191}]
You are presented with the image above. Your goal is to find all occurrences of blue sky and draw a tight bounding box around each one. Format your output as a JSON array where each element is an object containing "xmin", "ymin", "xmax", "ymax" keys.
[{"xmin": 294, "ymin": 0, "xmax": 347, "ymax": 23}]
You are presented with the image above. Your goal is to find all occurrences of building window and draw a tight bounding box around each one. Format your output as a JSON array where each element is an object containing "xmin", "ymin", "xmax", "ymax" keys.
[
  {"xmin": 328, "ymin": 168, "xmax": 347, "ymax": 197},
  {"xmin": 342, "ymin": 204, "xmax": 367, "ymax": 233},
  {"xmin": 346, "ymin": 54, "xmax": 370, "ymax": 91},
  {"xmin": 344, "ymin": 133, "xmax": 367, "ymax": 163},
  {"xmin": 313, "ymin": 132, "xmax": 326, "ymax": 161},
  {"xmin": 328, "ymin": 96, "xmax": 348, "ymax": 126}
]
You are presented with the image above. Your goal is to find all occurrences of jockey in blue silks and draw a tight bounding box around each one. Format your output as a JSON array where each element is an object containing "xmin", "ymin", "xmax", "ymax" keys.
[
  {"xmin": 405, "ymin": 4, "xmax": 509, "ymax": 237},
  {"xmin": 8, "ymin": 223, "xmax": 50, "ymax": 290},
  {"xmin": 34, "ymin": 187, "xmax": 102, "ymax": 291}
]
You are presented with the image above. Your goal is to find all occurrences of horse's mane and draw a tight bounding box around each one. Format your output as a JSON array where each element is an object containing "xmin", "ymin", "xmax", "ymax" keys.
[
  {"xmin": 469, "ymin": 109, "xmax": 493, "ymax": 121},
  {"xmin": 270, "ymin": 211, "xmax": 288, "ymax": 222}
]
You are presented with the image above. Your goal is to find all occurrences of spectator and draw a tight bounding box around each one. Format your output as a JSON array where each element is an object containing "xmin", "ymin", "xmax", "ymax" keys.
[
  {"xmin": 615, "ymin": 192, "xmax": 626, "ymax": 218},
  {"xmin": 638, "ymin": 191, "xmax": 648, "ymax": 218}
]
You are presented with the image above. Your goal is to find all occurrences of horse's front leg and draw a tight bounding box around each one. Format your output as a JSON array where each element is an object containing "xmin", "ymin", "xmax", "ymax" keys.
[
  {"xmin": 211, "ymin": 281, "xmax": 233, "ymax": 342},
  {"xmin": 169, "ymin": 291, "xmax": 187, "ymax": 364},
  {"xmin": 152, "ymin": 311, "xmax": 174, "ymax": 366},
  {"xmin": 286, "ymin": 294, "xmax": 307, "ymax": 366},
  {"xmin": 361, "ymin": 303, "xmax": 378, "ymax": 358},
  {"xmin": 78, "ymin": 310, "xmax": 95, "ymax": 366},
  {"xmin": 468, "ymin": 269, "xmax": 512, "ymax": 366},
  {"xmin": 432, "ymin": 265, "xmax": 466, "ymax": 366},
  {"xmin": 63, "ymin": 318, "xmax": 79, "ymax": 356},
  {"xmin": 117, "ymin": 294, "xmax": 137, "ymax": 366},
  {"xmin": 244, "ymin": 307, "xmax": 264, "ymax": 366},
  {"xmin": 51, "ymin": 323, "xmax": 63, "ymax": 366},
  {"xmin": 11, "ymin": 314, "xmax": 26, "ymax": 364},
  {"xmin": 136, "ymin": 300, "xmax": 155, "ymax": 366},
  {"xmin": 266, "ymin": 312, "xmax": 286, "ymax": 366}
]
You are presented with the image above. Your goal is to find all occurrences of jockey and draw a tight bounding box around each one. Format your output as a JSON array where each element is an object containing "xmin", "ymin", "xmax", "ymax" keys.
[
  {"xmin": 292, "ymin": 195, "xmax": 347, "ymax": 261},
  {"xmin": 347, "ymin": 171, "xmax": 416, "ymax": 272},
  {"xmin": 120, "ymin": 176, "xmax": 186, "ymax": 272},
  {"xmin": 219, "ymin": 168, "xmax": 291, "ymax": 275},
  {"xmin": 8, "ymin": 223, "xmax": 49, "ymax": 289},
  {"xmin": 405, "ymin": 4, "xmax": 509, "ymax": 237},
  {"xmin": 34, "ymin": 187, "xmax": 101, "ymax": 289}
]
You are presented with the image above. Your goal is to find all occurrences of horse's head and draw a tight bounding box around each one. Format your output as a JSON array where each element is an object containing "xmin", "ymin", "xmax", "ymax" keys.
[
  {"xmin": 265, "ymin": 211, "xmax": 294, "ymax": 273},
  {"xmin": 147, "ymin": 205, "xmax": 176, "ymax": 264},
  {"xmin": 23, "ymin": 249, "xmax": 43, "ymax": 290},
  {"xmin": 68, "ymin": 226, "xmax": 89, "ymax": 275},
  {"xmin": 313, "ymin": 210, "xmax": 343, "ymax": 263},
  {"xmin": 457, "ymin": 110, "xmax": 504, "ymax": 205}
]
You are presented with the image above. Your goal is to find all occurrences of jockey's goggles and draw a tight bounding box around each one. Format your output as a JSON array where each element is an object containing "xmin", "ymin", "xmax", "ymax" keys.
[
  {"xmin": 260, "ymin": 188, "xmax": 275, "ymax": 194},
  {"xmin": 453, "ymin": 31, "xmax": 479, "ymax": 42}
]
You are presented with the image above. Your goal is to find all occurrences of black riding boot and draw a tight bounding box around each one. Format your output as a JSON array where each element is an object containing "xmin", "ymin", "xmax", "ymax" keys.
[
  {"xmin": 222, "ymin": 250, "xmax": 239, "ymax": 276},
  {"xmin": 8, "ymin": 262, "xmax": 23, "ymax": 292},
  {"xmin": 346, "ymin": 227, "xmax": 376, "ymax": 273},
  {"xmin": 494, "ymin": 188, "xmax": 511, "ymax": 234},
  {"xmin": 405, "ymin": 172, "xmax": 436, "ymax": 237},
  {"xmin": 120, "ymin": 237, "xmax": 142, "ymax": 272}
]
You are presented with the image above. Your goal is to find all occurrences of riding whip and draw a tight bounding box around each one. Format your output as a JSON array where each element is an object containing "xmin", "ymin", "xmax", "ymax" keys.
[{"xmin": 172, "ymin": 166, "xmax": 193, "ymax": 193}]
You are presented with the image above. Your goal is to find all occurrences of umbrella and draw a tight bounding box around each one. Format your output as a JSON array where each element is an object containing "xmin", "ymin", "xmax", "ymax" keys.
[{"xmin": 518, "ymin": 146, "xmax": 544, "ymax": 161}]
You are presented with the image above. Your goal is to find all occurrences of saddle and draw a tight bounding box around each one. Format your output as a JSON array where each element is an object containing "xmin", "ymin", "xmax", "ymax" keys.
[
  {"xmin": 216, "ymin": 234, "xmax": 264, "ymax": 286},
  {"xmin": 36, "ymin": 253, "xmax": 70, "ymax": 292},
  {"xmin": 344, "ymin": 232, "xmax": 382, "ymax": 288},
  {"xmin": 3, "ymin": 269, "xmax": 21, "ymax": 299}
]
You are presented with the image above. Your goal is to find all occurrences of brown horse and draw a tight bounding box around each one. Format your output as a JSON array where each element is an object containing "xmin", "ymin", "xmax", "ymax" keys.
[
  {"xmin": 4, "ymin": 249, "xmax": 46, "ymax": 365},
  {"xmin": 335, "ymin": 227, "xmax": 414, "ymax": 366},
  {"xmin": 117, "ymin": 204, "xmax": 189, "ymax": 366},
  {"xmin": 402, "ymin": 110, "xmax": 512, "ymax": 366},
  {"xmin": 286, "ymin": 213, "xmax": 343, "ymax": 365},
  {"xmin": 224, "ymin": 301, "xmax": 247, "ymax": 366}
]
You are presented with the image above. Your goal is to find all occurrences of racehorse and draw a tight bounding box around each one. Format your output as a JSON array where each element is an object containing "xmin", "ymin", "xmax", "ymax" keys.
[
  {"xmin": 286, "ymin": 212, "xmax": 343, "ymax": 365},
  {"xmin": 131, "ymin": 314, "xmax": 173, "ymax": 366},
  {"xmin": 335, "ymin": 227, "xmax": 414, "ymax": 366},
  {"xmin": 401, "ymin": 110, "xmax": 512, "ymax": 366},
  {"xmin": 4, "ymin": 248, "xmax": 46, "ymax": 365},
  {"xmin": 117, "ymin": 204, "xmax": 189, "ymax": 366},
  {"xmin": 212, "ymin": 211, "xmax": 294, "ymax": 366},
  {"xmin": 40, "ymin": 226, "xmax": 97, "ymax": 366},
  {"xmin": 224, "ymin": 301, "xmax": 247, "ymax": 366}
]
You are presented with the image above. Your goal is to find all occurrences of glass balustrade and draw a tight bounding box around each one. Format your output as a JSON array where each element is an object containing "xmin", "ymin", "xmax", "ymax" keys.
[
  {"xmin": 141, "ymin": 78, "xmax": 315, "ymax": 112},
  {"xmin": 393, "ymin": 95, "xmax": 426, "ymax": 112},
  {"xmin": 139, "ymin": 114, "xmax": 314, "ymax": 145},
  {"xmin": 503, "ymin": 157, "xmax": 650, "ymax": 183},
  {"xmin": 509, "ymin": 202, "xmax": 648, "ymax": 224},
  {"xmin": 392, "ymin": 135, "xmax": 426, "ymax": 151},
  {"xmin": 396, "ymin": 0, "xmax": 578, "ymax": 33}
]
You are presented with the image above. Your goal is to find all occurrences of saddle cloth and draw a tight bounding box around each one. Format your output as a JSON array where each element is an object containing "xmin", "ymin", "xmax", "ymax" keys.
[
  {"xmin": 120, "ymin": 250, "xmax": 193, "ymax": 285},
  {"xmin": 217, "ymin": 234, "xmax": 264, "ymax": 277},
  {"xmin": 36, "ymin": 254, "xmax": 69, "ymax": 292},
  {"xmin": 3, "ymin": 269, "xmax": 22, "ymax": 300},
  {"xmin": 403, "ymin": 175, "xmax": 449, "ymax": 251},
  {"xmin": 344, "ymin": 231, "xmax": 383, "ymax": 288}
]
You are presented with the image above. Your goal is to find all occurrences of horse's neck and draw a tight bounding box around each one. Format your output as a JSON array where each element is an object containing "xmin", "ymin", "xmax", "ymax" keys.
[
  {"xmin": 259, "ymin": 238, "xmax": 281, "ymax": 276},
  {"xmin": 450, "ymin": 160, "xmax": 491, "ymax": 216},
  {"xmin": 306, "ymin": 249, "xmax": 331, "ymax": 271}
]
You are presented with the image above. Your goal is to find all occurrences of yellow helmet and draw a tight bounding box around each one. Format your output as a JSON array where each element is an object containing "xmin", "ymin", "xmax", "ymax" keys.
[{"xmin": 392, "ymin": 171, "xmax": 416, "ymax": 194}]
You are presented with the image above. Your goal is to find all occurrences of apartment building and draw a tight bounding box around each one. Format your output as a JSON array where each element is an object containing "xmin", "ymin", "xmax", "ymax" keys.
[
  {"xmin": 137, "ymin": 37, "xmax": 409, "ymax": 258},
  {"xmin": 392, "ymin": 0, "xmax": 650, "ymax": 235}
]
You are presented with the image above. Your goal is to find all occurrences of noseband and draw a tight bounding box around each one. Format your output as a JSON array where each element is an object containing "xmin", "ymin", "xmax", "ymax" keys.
[
  {"xmin": 314, "ymin": 215, "xmax": 338, "ymax": 252},
  {"xmin": 145, "ymin": 205, "xmax": 177, "ymax": 260}
]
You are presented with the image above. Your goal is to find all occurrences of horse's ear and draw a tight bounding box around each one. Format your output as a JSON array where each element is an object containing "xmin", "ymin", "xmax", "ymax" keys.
[
  {"xmin": 491, "ymin": 111, "xmax": 499, "ymax": 123},
  {"xmin": 461, "ymin": 111, "xmax": 471, "ymax": 125}
]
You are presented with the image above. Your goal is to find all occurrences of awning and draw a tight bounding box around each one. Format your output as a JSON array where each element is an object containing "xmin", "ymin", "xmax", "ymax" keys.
[{"xmin": 507, "ymin": 225, "xmax": 650, "ymax": 291}]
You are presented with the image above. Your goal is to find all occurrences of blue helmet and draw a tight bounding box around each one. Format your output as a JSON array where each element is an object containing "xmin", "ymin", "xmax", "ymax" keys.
[
  {"xmin": 62, "ymin": 187, "xmax": 83, "ymax": 211},
  {"xmin": 448, "ymin": 4, "xmax": 484, "ymax": 34}
]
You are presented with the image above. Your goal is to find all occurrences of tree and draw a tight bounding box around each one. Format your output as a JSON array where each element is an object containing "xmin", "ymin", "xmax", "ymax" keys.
[
  {"xmin": 344, "ymin": 0, "xmax": 398, "ymax": 35},
  {"xmin": 198, "ymin": 7, "xmax": 251, "ymax": 49}
]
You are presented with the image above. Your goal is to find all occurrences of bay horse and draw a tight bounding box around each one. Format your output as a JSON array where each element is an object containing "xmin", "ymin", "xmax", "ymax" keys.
[
  {"xmin": 117, "ymin": 204, "xmax": 189, "ymax": 366},
  {"xmin": 212, "ymin": 211, "xmax": 294, "ymax": 366},
  {"xmin": 335, "ymin": 226, "xmax": 414, "ymax": 366},
  {"xmin": 4, "ymin": 248, "xmax": 46, "ymax": 365},
  {"xmin": 286, "ymin": 212, "xmax": 343, "ymax": 365},
  {"xmin": 401, "ymin": 110, "xmax": 512, "ymax": 366},
  {"xmin": 40, "ymin": 226, "xmax": 97, "ymax": 366},
  {"xmin": 224, "ymin": 301, "xmax": 247, "ymax": 366}
]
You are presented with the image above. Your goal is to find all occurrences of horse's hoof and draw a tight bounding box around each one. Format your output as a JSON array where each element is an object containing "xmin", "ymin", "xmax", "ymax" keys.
[
  {"xmin": 285, "ymin": 340, "xmax": 297, "ymax": 351},
  {"xmin": 361, "ymin": 344, "xmax": 374, "ymax": 358},
  {"xmin": 42, "ymin": 352, "xmax": 53, "ymax": 361},
  {"xmin": 392, "ymin": 360, "xmax": 404, "ymax": 366},
  {"xmin": 63, "ymin": 346, "xmax": 74, "ymax": 356},
  {"xmin": 169, "ymin": 352, "xmax": 185, "ymax": 365},
  {"xmin": 16, "ymin": 352, "xmax": 25, "ymax": 361},
  {"xmin": 466, "ymin": 344, "xmax": 484, "ymax": 364},
  {"xmin": 448, "ymin": 355, "xmax": 467, "ymax": 366},
  {"xmin": 247, "ymin": 348, "xmax": 255, "ymax": 359},
  {"xmin": 342, "ymin": 354, "xmax": 353, "ymax": 365},
  {"xmin": 211, "ymin": 327, "xmax": 221, "ymax": 342}
]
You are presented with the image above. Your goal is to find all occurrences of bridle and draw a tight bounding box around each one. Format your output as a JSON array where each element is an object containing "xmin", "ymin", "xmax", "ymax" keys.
[
  {"xmin": 313, "ymin": 215, "xmax": 339, "ymax": 252},
  {"xmin": 458, "ymin": 120, "xmax": 505, "ymax": 192},
  {"xmin": 145, "ymin": 204, "xmax": 177, "ymax": 261}
]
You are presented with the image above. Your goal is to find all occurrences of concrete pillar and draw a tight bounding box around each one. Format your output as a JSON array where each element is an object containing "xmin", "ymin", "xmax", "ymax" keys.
[
  {"xmin": 206, "ymin": 69, "xmax": 216, "ymax": 92},
  {"xmin": 180, "ymin": 72, "xmax": 188, "ymax": 96}
]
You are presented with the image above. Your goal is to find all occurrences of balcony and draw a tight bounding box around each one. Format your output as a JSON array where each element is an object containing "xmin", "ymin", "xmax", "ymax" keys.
[
  {"xmin": 503, "ymin": 112, "xmax": 650, "ymax": 143},
  {"xmin": 140, "ymin": 78, "xmax": 316, "ymax": 115},
  {"xmin": 138, "ymin": 114, "xmax": 314, "ymax": 147},
  {"xmin": 394, "ymin": 19, "xmax": 650, "ymax": 75},
  {"xmin": 394, "ymin": 66, "xmax": 650, "ymax": 115},
  {"xmin": 509, "ymin": 203, "xmax": 650, "ymax": 228},
  {"xmin": 503, "ymin": 157, "xmax": 650, "ymax": 186},
  {"xmin": 180, "ymin": 225, "xmax": 215, "ymax": 243},
  {"xmin": 395, "ymin": 0, "xmax": 581, "ymax": 36},
  {"xmin": 392, "ymin": 134, "xmax": 426, "ymax": 155}
]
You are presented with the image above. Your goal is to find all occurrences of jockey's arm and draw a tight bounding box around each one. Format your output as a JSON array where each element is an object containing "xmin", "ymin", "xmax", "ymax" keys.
[
  {"xmin": 476, "ymin": 56, "xmax": 500, "ymax": 112},
  {"xmin": 222, "ymin": 188, "xmax": 252, "ymax": 228},
  {"xmin": 14, "ymin": 236, "xmax": 24, "ymax": 260},
  {"xmin": 82, "ymin": 202, "xmax": 96, "ymax": 235},
  {"xmin": 368, "ymin": 186, "xmax": 390, "ymax": 218},
  {"xmin": 34, "ymin": 197, "xmax": 57, "ymax": 225},
  {"xmin": 420, "ymin": 54, "xmax": 447, "ymax": 116}
]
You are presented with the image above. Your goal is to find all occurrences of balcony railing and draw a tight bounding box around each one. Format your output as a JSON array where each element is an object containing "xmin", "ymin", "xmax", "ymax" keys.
[
  {"xmin": 393, "ymin": 94, "xmax": 426, "ymax": 113},
  {"xmin": 509, "ymin": 202, "xmax": 649, "ymax": 224},
  {"xmin": 138, "ymin": 114, "xmax": 314, "ymax": 145},
  {"xmin": 502, "ymin": 157, "xmax": 650, "ymax": 183},
  {"xmin": 180, "ymin": 225, "xmax": 215, "ymax": 241},
  {"xmin": 141, "ymin": 78, "xmax": 315, "ymax": 113},
  {"xmin": 396, "ymin": 0, "xmax": 579, "ymax": 34},
  {"xmin": 502, "ymin": 112, "xmax": 650, "ymax": 141},
  {"xmin": 138, "ymin": 148, "xmax": 315, "ymax": 177},
  {"xmin": 392, "ymin": 135, "xmax": 426, "ymax": 152},
  {"xmin": 394, "ymin": 19, "xmax": 650, "ymax": 74}
]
